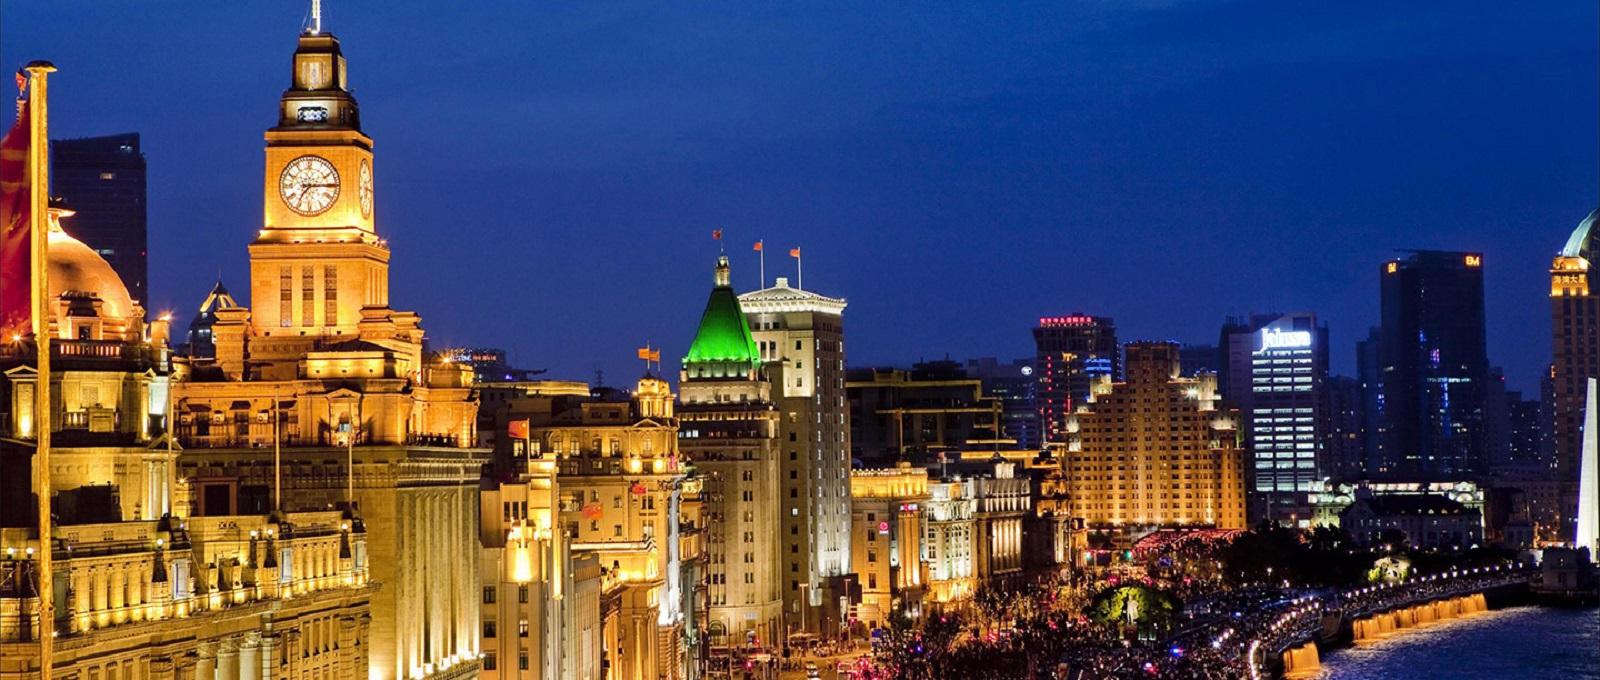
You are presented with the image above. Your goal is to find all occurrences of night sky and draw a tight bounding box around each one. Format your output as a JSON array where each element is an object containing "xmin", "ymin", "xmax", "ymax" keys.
[{"xmin": 3, "ymin": 2, "xmax": 1595, "ymax": 392}]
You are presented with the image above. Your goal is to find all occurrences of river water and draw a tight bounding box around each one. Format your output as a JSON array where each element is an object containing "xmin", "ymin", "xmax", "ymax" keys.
[{"xmin": 1317, "ymin": 606, "xmax": 1600, "ymax": 679}]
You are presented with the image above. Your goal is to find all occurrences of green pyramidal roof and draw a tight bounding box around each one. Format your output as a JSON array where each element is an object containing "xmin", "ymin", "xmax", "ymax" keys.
[{"xmin": 684, "ymin": 259, "xmax": 760, "ymax": 373}]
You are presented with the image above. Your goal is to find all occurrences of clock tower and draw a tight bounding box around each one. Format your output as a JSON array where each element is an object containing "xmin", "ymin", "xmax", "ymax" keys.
[{"xmin": 250, "ymin": 26, "xmax": 387, "ymax": 336}]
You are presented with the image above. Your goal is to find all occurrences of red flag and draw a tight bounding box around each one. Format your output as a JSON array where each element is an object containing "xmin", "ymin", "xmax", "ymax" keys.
[
  {"xmin": 711, "ymin": 229, "xmax": 722, "ymax": 241},
  {"xmin": 752, "ymin": 240, "xmax": 763, "ymax": 252},
  {"xmin": 0, "ymin": 104, "xmax": 30, "ymax": 338},
  {"xmin": 789, "ymin": 247, "xmax": 801, "ymax": 258}
]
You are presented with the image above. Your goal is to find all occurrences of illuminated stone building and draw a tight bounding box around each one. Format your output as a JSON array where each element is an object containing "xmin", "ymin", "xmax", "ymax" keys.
[
  {"xmin": 1062, "ymin": 342, "xmax": 1247, "ymax": 531},
  {"xmin": 490, "ymin": 376, "xmax": 690, "ymax": 680},
  {"xmin": 849, "ymin": 464, "xmax": 929, "ymax": 627},
  {"xmin": 1023, "ymin": 463, "xmax": 1078, "ymax": 575},
  {"xmin": 677, "ymin": 256, "xmax": 782, "ymax": 649},
  {"xmin": 0, "ymin": 207, "xmax": 376, "ymax": 678},
  {"xmin": 171, "ymin": 23, "xmax": 485, "ymax": 680},
  {"xmin": 478, "ymin": 457, "xmax": 603, "ymax": 680},
  {"xmin": 922, "ymin": 479, "xmax": 976, "ymax": 605},
  {"xmin": 956, "ymin": 460, "xmax": 1028, "ymax": 581},
  {"xmin": 1033, "ymin": 315, "xmax": 1118, "ymax": 444},
  {"xmin": 1551, "ymin": 209, "xmax": 1600, "ymax": 542},
  {"xmin": 739, "ymin": 278, "xmax": 853, "ymax": 636}
]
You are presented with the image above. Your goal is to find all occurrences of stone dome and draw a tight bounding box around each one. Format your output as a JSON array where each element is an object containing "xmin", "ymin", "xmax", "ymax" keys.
[{"xmin": 48, "ymin": 208, "xmax": 136, "ymax": 321}]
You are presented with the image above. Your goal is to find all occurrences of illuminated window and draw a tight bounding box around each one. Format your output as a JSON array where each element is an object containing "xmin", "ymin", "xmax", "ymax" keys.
[
  {"xmin": 324, "ymin": 265, "xmax": 337, "ymax": 326},
  {"xmin": 301, "ymin": 266, "xmax": 315, "ymax": 326},
  {"xmin": 279, "ymin": 266, "xmax": 293, "ymax": 327}
]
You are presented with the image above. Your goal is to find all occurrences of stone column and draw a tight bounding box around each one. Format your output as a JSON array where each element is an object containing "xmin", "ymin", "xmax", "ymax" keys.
[
  {"xmin": 239, "ymin": 633, "xmax": 261, "ymax": 680},
  {"xmin": 258, "ymin": 632, "xmax": 280, "ymax": 680},
  {"xmin": 195, "ymin": 643, "xmax": 217, "ymax": 680},
  {"xmin": 217, "ymin": 638, "xmax": 239, "ymax": 680},
  {"xmin": 338, "ymin": 616, "xmax": 358, "ymax": 679}
]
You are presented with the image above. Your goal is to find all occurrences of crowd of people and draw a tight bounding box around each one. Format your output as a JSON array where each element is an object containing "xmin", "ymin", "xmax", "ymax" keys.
[{"xmin": 852, "ymin": 531, "xmax": 1529, "ymax": 680}]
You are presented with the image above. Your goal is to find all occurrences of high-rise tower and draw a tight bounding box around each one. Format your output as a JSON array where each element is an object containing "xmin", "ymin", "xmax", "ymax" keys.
[
  {"xmin": 1551, "ymin": 209, "xmax": 1600, "ymax": 543},
  {"xmin": 250, "ymin": 27, "xmax": 385, "ymax": 337},
  {"xmin": 1376, "ymin": 251, "xmax": 1490, "ymax": 478},
  {"xmin": 739, "ymin": 276, "xmax": 853, "ymax": 636},
  {"xmin": 50, "ymin": 133, "xmax": 148, "ymax": 304},
  {"xmin": 174, "ymin": 19, "xmax": 483, "ymax": 680},
  {"xmin": 1220, "ymin": 312, "xmax": 1330, "ymax": 526},
  {"xmin": 1033, "ymin": 315, "xmax": 1117, "ymax": 443},
  {"xmin": 679, "ymin": 256, "xmax": 784, "ymax": 647}
]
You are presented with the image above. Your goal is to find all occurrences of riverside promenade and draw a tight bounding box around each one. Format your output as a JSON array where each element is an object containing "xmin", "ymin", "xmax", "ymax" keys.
[{"xmin": 1243, "ymin": 563, "xmax": 1533, "ymax": 679}]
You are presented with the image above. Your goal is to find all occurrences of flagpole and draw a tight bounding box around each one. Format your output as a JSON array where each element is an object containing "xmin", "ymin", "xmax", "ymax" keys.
[
  {"xmin": 758, "ymin": 242, "xmax": 765, "ymax": 289},
  {"xmin": 26, "ymin": 60, "xmax": 56, "ymax": 680},
  {"xmin": 273, "ymin": 383, "xmax": 282, "ymax": 513},
  {"xmin": 797, "ymin": 250, "xmax": 803, "ymax": 291}
]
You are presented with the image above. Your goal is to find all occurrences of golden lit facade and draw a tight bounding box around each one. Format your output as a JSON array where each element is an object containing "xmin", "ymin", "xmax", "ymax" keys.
[
  {"xmin": 677, "ymin": 256, "xmax": 783, "ymax": 649},
  {"xmin": 922, "ymin": 479, "xmax": 976, "ymax": 605},
  {"xmin": 849, "ymin": 465, "xmax": 928, "ymax": 627},
  {"xmin": 0, "ymin": 512, "xmax": 374, "ymax": 680},
  {"xmin": 0, "ymin": 202, "xmax": 379, "ymax": 679},
  {"xmin": 1062, "ymin": 342, "xmax": 1246, "ymax": 530},
  {"xmin": 493, "ymin": 377, "xmax": 689, "ymax": 680},
  {"xmin": 1551, "ymin": 209, "xmax": 1600, "ymax": 542},
  {"xmin": 479, "ymin": 458, "xmax": 604, "ymax": 680},
  {"xmin": 170, "ymin": 25, "xmax": 485, "ymax": 680},
  {"xmin": 968, "ymin": 461, "xmax": 1028, "ymax": 580}
]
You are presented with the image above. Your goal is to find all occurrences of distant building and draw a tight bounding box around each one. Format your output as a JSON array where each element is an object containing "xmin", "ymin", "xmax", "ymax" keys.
[
  {"xmin": 1178, "ymin": 343, "xmax": 1219, "ymax": 378},
  {"xmin": 847, "ymin": 361, "xmax": 1004, "ymax": 465},
  {"xmin": 1220, "ymin": 312, "xmax": 1330, "ymax": 526},
  {"xmin": 964, "ymin": 357, "xmax": 1040, "ymax": 450},
  {"xmin": 1376, "ymin": 251, "xmax": 1491, "ymax": 478},
  {"xmin": 50, "ymin": 132, "xmax": 148, "ymax": 305},
  {"xmin": 1340, "ymin": 492, "xmax": 1483, "ymax": 549},
  {"xmin": 1550, "ymin": 209, "xmax": 1600, "ymax": 541},
  {"xmin": 437, "ymin": 346, "xmax": 544, "ymax": 383},
  {"xmin": 1505, "ymin": 391, "xmax": 1550, "ymax": 467},
  {"xmin": 1326, "ymin": 375, "xmax": 1367, "ymax": 480},
  {"xmin": 1062, "ymin": 342, "xmax": 1247, "ymax": 530},
  {"xmin": 850, "ymin": 464, "xmax": 930, "ymax": 627},
  {"xmin": 1033, "ymin": 315, "xmax": 1118, "ymax": 444},
  {"xmin": 182, "ymin": 280, "xmax": 238, "ymax": 358},
  {"xmin": 1357, "ymin": 327, "xmax": 1384, "ymax": 473}
]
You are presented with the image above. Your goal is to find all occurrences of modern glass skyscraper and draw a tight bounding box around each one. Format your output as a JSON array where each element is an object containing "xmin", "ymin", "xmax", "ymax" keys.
[
  {"xmin": 1376, "ymin": 250, "xmax": 1490, "ymax": 479},
  {"xmin": 1033, "ymin": 315, "xmax": 1117, "ymax": 443},
  {"xmin": 51, "ymin": 133, "xmax": 148, "ymax": 305},
  {"xmin": 1221, "ymin": 312, "xmax": 1330, "ymax": 525}
]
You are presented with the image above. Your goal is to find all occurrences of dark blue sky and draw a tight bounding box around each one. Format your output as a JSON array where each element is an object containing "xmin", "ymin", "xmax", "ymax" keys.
[{"xmin": 4, "ymin": 1, "xmax": 1596, "ymax": 392}]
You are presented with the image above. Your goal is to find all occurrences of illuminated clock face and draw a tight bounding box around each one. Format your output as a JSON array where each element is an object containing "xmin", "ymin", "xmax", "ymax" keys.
[
  {"xmin": 279, "ymin": 155, "xmax": 340, "ymax": 216},
  {"xmin": 359, "ymin": 159, "xmax": 373, "ymax": 218}
]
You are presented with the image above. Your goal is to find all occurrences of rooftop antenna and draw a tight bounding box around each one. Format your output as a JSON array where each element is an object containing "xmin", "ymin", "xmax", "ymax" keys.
[{"xmin": 310, "ymin": 0, "xmax": 323, "ymax": 35}]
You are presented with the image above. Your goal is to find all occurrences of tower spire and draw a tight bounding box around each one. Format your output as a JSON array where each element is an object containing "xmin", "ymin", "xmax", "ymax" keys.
[{"xmin": 310, "ymin": 0, "xmax": 323, "ymax": 35}]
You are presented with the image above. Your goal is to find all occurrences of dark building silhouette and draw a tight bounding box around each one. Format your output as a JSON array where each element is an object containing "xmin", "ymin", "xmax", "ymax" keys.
[
  {"xmin": 1033, "ymin": 314, "xmax": 1117, "ymax": 443},
  {"xmin": 965, "ymin": 357, "xmax": 1040, "ymax": 450},
  {"xmin": 1327, "ymin": 375, "xmax": 1367, "ymax": 480},
  {"xmin": 1376, "ymin": 250, "xmax": 1490, "ymax": 479},
  {"xmin": 51, "ymin": 133, "xmax": 148, "ymax": 305},
  {"xmin": 183, "ymin": 280, "xmax": 238, "ymax": 358},
  {"xmin": 1178, "ymin": 343, "xmax": 1219, "ymax": 378},
  {"xmin": 847, "ymin": 360, "xmax": 1003, "ymax": 464},
  {"xmin": 1357, "ymin": 327, "xmax": 1384, "ymax": 474}
]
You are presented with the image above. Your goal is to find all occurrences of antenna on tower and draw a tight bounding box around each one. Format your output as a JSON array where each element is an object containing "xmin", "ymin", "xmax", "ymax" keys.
[{"xmin": 310, "ymin": 0, "xmax": 323, "ymax": 35}]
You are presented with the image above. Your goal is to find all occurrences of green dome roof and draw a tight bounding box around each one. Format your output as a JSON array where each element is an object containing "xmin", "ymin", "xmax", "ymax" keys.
[{"xmin": 683, "ymin": 256, "xmax": 760, "ymax": 375}]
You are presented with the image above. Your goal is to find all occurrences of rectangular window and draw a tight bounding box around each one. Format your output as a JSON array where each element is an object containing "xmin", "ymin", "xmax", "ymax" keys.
[
  {"xmin": 301, "ymin": 266, "xmax": 315, "ymax": 326},
  {"xmin": 279, "ymin": 266, "xmax": 293, "ymax": 327},
  {"xmin": 323, "ymin": 265, "xmax": 337, "ymax": 326},
  {"xmin": 482, "ymin": 586, "xmax": 495, "ymax": 603}
]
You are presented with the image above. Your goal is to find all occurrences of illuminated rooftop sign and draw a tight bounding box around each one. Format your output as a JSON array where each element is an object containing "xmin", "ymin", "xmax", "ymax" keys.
[
  {"xmin": 1257, "ymin": 328, "xmax": 1312, "ymax": 353},
  {"xmin": 1039, "ymin": 315, "xmax": 1099, "ymax": 327}
]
